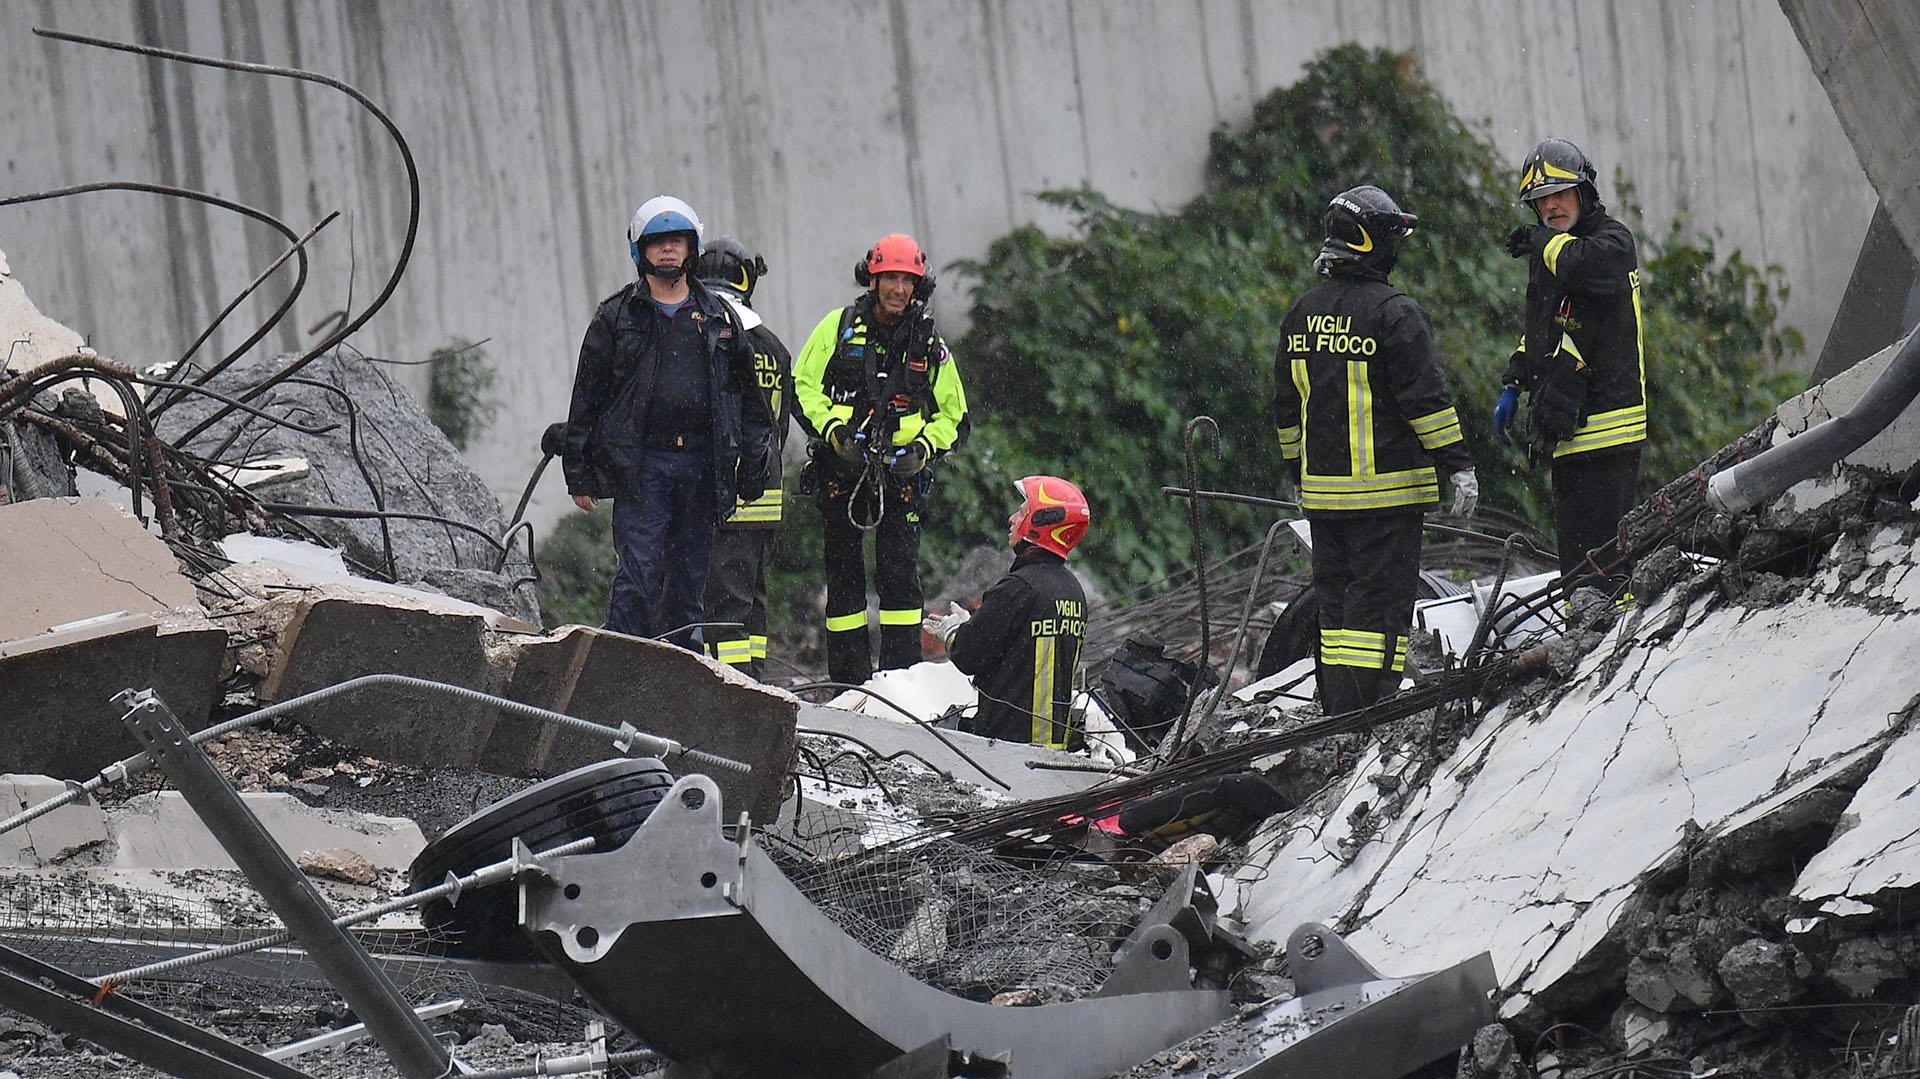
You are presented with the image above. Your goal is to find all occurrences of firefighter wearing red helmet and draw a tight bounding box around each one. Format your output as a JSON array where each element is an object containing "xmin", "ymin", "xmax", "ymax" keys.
[
  {"xmin": 925, "ymin": 476, "xmax": 1090, "ymax": 748},
  {"xmin": 793, "ymin": 233, "xmax": 970, "ymax": 684}
]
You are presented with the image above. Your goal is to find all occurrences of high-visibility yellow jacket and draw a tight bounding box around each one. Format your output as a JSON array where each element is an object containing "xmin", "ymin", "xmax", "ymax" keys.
[{"xmin": 792, "ymin": 295, "xmax": 967, "ymax": 456}]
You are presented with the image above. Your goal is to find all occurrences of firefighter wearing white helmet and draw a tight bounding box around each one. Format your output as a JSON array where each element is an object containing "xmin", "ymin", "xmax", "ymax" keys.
[{"xmin": 559, "ymin": 195, "xmax": 776, "ymax": 646}]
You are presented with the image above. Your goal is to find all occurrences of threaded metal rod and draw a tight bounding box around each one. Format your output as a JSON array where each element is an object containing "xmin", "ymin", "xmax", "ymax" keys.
[
  {"xmin": 95, "ymin": 835, "xmax": 597, "ymax": 986},
  {"xmin": 0, "ymin": 673, "xmax": 751, "ymax": 839}
]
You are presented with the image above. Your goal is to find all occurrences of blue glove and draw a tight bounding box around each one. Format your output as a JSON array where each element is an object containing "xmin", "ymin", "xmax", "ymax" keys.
[{"xmin": 1494, "ymin": 385, "xmax": 1520, "ymax": 444}]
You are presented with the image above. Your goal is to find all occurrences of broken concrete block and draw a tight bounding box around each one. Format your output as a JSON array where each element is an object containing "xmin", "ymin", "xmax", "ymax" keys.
[
  {"xmin": 486, "ymin": 626, "xmax": 796, "ymax": 823},
  {"xmin": 1150, "ymin": 834, "xmax": 1221, "ymax": 867},
  {"xmin": 0, "ymin": 613, "xmax": 224, "ymax": 778},
  {"xmin": 106, "ymin": 791, "xmax": 424, "ymax": 871},
  {"xmin": 0, "ymin": 497, "xmax": 200, "ymax": 642},
  {"xmin": 0, "ymin": 775, "xmax": 108, "ymax": 867},
  {"xmin": 1716, "ymin": 938, "xmax": 1805, "ymax": 1021},
  {"xmin": 260, "ymin": 589, "xmax": 495, "ymax": 768},
  {"xmin": 297, "ymin": 847, "xmax": 380, "ymax": 885},
  {"xmin": 1824, "ymin": 936, "xmax": 1907, "ymax": 998},
  {"xmin": 1625, "ymin": 949, "xmax": 1719, "ymax": 1013}
]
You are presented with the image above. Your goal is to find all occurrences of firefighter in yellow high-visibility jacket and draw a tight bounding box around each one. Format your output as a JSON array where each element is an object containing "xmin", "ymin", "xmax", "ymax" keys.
[{"xmin": 792, "ymin": 234, "xmax": 969, "ymax": 685}]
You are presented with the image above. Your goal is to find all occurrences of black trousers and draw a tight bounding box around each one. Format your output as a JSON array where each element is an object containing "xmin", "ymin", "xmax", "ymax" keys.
[
  {"xmin": 819, "ymin": 466, "xmax": 929, "ymax": 685},
  {"xmin": 1310, "ymin": 512, "xmax": 1422, "ymax": 718},
  {"xmin": 703, "ymin": 525, "xmax": 777, "ymax": 677},
  {"xmin": 1550, "ymin": 446, "xmax": 1642, "ymax": 599}
]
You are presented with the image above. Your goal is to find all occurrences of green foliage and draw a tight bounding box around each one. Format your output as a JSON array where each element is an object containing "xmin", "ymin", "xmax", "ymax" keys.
[
  {"xmin": 428, "ymin": 337, "xmax": 499, "ymax": 450},
  {"xmin": 936, "ymin": 43, "xmax": 1803, "ymax": 590},
  {"xmin": 535, "ymin": 502, "xmax": 614, "ymax": 629}
]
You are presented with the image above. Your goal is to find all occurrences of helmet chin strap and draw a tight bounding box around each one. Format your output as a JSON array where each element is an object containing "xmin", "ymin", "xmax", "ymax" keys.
[{"xmin": 643, "ymin": 261, "xmax": 686, "ymax": 281}]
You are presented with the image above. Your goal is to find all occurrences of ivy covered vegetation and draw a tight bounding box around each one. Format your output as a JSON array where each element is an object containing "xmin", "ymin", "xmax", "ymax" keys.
[{"xmin": 540, "ymin": 44, "xmax": 1804, "ymax": 638}]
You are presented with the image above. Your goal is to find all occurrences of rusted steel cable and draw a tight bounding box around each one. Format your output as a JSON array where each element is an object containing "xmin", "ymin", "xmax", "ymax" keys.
[{"xmin": 34, "ymin": 28, "xmax": 422, "ymax": 448}]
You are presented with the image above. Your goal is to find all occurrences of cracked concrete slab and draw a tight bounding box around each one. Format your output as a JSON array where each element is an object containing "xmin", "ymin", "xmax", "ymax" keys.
[
  {"xmin": 0, "ymin": 497, "xmax": 201, "ymax": 642},
  {"xmin": 488, "ymin": 626, "xmax": 797, "ymax": 822},
  {"xmin": 0, "ymin": 777, "xmax": 423, "ymax": 874},
  {"xmin": 260, "ymin": 589, "xmax": 498, "ymax": 768},
  {"xmin": 797, "ymin": 702, "xmax": 1115, "ymax": 804},
  {"xmin": 1232, "ymin": 523, "xmax": 1920, "ymax": 1021},
  {"xmin": 0, "ymin": 612, "xmax": 225, "ymax": 778},
  {"xmin": 100, "ymin": 791, "xmax": 424, "ymax": 872}
]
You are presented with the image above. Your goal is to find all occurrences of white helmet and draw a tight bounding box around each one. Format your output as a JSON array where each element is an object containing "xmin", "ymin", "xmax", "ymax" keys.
[{"xmin": 628, "ymin": 196, "xmax": 703, "ymax": 268}]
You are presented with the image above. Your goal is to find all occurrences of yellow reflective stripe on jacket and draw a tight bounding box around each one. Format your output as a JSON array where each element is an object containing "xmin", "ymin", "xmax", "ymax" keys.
[
  {"xmin": 1298, "ymin": 466, "xmax": 1440, "ymax": 512},
  {"xmin": 878, "ymin": 607, "xmax": 922, "ymax": 626},
  {"xmin": 710, "ymin": 638, "xmax": 753, "ymax": 666},
  {"xmin": 1390, "ymin": 635, "xmax": 1408, "ymax": 673},
  {"xmin": 1031, "ymin": 635, "xmax": 1059, "ymax": 747},
  {"xmin": 1346, "ymin": 361, "xmax": 1373, "ymax": 474},
  {"xmin": 724, "ymin": 489, "xmax": 783, "ymax": 525},
  {"xmin": 1407, "ymin": 406, "xmax": 1463, "ymax": 450},
  {"xmin": 1552, "ymin": 403, "xmax": 1648, "ymax": 458},
  {"xmin": 1320, "ymin": 627, "xmax": 1388, "ymax": 668},
  {"xmin": 1543, "ymin": 232, "xmax": 1575, "ymax": 276},
  {"xmin": 1275, "ymin": 423, "xmax": 1303, "ymax": 459},
  {"xmin": 749, "ymin": 634, "xmax": 768, "ymax": 660},
  {"xmin": 825, "ymin": 611, "xmax": 866, "ymax": 633}
]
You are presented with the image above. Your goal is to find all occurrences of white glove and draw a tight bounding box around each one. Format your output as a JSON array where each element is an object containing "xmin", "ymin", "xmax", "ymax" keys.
[
  {"xmin": 923, "ymin": 601, "xmax": 971, "ymax": 644},
  {"xmin": 1448, "ymin": 469, "xmax": 1479, "ymax": 519}
]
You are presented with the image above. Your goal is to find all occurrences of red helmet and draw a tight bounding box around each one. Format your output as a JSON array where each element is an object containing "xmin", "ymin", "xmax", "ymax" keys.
[
  {"xmin": 1008, "ymin": 475, "xmax": 1089, "ymax": 558},
  {"xmin": 865, "ymin": 233, "xmax": 927, "ymax": 279}
]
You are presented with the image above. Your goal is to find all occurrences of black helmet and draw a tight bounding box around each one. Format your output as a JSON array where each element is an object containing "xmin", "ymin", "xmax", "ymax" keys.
[
  {"xmin": 1516, "ymin": 138, "xmax": 1598, "ymax": 205},
  {"xmin": 1317, "ymin": 185, "xmax": 1418, "ymax": 277},
  {"xmin": 694, "ymin": 236, "xmax": 767, "ymax": 304}
]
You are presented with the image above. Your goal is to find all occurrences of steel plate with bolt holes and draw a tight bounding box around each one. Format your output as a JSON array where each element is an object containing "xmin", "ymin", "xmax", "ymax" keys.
[{"xmin": 524, "ymin": 775, "xmax": 1231, "ymax": 1079}]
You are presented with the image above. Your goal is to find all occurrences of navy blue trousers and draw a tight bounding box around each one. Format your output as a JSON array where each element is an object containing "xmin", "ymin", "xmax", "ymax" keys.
[{"xmin": 607, "ymin": 449, "xmax": 716, "ymax": 645}]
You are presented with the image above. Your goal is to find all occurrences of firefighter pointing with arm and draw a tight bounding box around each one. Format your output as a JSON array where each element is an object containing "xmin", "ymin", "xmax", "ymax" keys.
[
  {"xmin": 792, "ymin": 234, "xmax": 969, "ymax": 685},
  {"xmin": 925, "ymin": 476, "xmax": 1090, "ymax": 749},
  {"xmin": 1273, "ymin": 185, "xmax": 1476, "ymax": 718},
  {"xmin": 1496, "ymin": 137, "xmax": 1646, "ymax": 602}
]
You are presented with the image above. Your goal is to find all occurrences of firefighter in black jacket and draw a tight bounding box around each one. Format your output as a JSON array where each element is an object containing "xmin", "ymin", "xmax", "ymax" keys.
[
  {"xmin": 793, "ymin": 234, "xmax": 969, "ymax": 685},
  {"xmin": 1496, "ymin": 138, "xmax": 1647, "ymax": 599},
  {"xmin": 561, "ymin": 197, "xmax": 774, "ymax": 644},
  {"xmin": 1273, "ymin": 185, "xmax": 1477, "ymax": 718},
  {"xmin": 695, "ymin": 238, "xmax": 792, "ymax": 677},
  {"xmin": 925, "ymin": 476, "xmax": 1090, "ymax": 748}
]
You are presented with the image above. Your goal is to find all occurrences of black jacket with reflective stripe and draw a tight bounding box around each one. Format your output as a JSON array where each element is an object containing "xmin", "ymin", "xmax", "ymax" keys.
[
  {"xmin": 948, "ymin": 547, "xmax": 1087, "ymax": 749},
  {"xmin": 1502, "ymin": 209, "xmax": 1647, "ymax": 459},
  {"xmin": 1272, "ymin": 274, "xmax": 1472, "ymax": 515}
]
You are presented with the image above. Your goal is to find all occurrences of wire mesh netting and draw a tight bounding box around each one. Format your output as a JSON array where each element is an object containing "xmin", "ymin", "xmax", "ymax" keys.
[
  {"xmin": 766, "ymin": 804, "xmax": 1153, "ymax": 1004},
  {"xmin": 0, "ymin": 871, "xmax": 602, "ymax": 1045}
]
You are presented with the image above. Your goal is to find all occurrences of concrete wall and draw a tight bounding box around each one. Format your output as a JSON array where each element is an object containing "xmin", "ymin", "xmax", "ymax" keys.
[{"xmin": 0, "ymin": 1, "xmax": 1874, "ymax": 538}]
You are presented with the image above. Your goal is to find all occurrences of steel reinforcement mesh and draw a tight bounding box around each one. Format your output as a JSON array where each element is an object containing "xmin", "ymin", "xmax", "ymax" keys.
[
  {"xmin": 0, "ymin": 873, "xmax": 600, "ymax": 1045},
  {"xmin": 769, "ymin": 810, "xmax": 1149, "ymax": 1002}
]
